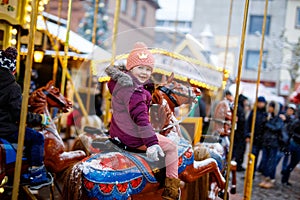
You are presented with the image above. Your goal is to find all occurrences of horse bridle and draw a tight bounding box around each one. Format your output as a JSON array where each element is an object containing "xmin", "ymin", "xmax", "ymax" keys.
[
  {"xmin": 157, "ymin": 85, "xmax": 195, "ymax": 107},
  {"xmin": 157, "ymin": 86, "xmax": 180, "ymax": 107},
  {"xmin": 43, "ymin": 89, "xmax": 66, "ymax": 107}
]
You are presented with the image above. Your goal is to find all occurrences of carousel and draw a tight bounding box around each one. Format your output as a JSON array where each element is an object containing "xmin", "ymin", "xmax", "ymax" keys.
[{"xmin": 0, "ymin": 0, "xmax": 274, "ymax": 200}]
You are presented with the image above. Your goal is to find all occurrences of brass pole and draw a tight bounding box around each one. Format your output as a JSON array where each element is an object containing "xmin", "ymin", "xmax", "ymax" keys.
[
  {"xmin": 12, "ymin": 0, "xmax": 38, "ymax": 199},
  {"xmin": 43, "ymin": 30, "xmax": 89, "ymax": 118},
  {"xmin": 16, "ymin": 26, "xmax": 21, "ymax": 81},
  {"xmin": 222, "ymin": 0, "xmax": 234, "ymax": 88},
  {"xmin": 223, "ymin": 0, "xmax": 250, "ymax": 199},
  {"xmin": 86, "ymin": 0, "xmax": 100, "ymax": 115},
  {"xmin": 244, "ymin": 0, "xmax": 269, "ymax": 199},
  {"xmin": 52, "ymin": 0, "xmax": 63, "ymax": 85},
  {"xmin": 104, "ymin": 0, "xmax": 121, "ymax": 126},
  {"xmin": 111, "ymin": 0, "xmax": 121, "ymax": 65},
  {"xmin": 60, "ymin": 0, "xmax": 73, "ymax": 96}
]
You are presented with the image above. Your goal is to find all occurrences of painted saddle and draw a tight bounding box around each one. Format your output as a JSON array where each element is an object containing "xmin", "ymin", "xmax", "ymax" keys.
[{"xmin": 81, "ymin": 135, "xmax": 193, "ymax": 200}]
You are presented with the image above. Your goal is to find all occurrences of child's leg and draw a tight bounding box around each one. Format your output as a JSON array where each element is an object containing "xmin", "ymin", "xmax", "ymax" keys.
[
  {"xmin": 6, "ymin": 127, "xmax": 44, "ymax": 167},
  {"xmin": 156, "ymin": 133, "xmax": 178, "ymax": 178},
  {"xmin": 24, "ymin": 127, "xmax": 45, "ymax": 167}
]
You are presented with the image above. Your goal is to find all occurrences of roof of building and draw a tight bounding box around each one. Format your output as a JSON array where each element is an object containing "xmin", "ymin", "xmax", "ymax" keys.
[{"xmin": 37, "ymin": 15, "xmax": 111, "ymax": 59}]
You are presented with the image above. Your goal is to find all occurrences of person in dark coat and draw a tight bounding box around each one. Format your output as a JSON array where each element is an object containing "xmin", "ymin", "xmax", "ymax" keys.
[
  {"xmin": 245, "ymin": 96, "xmax": 268, "ymax": 174},
  {"xmin": 277, "ymin": 104, "xmax": 296, "ymax": 173},
  {"xmin": 0, "ymin": 47, "xmax": 52, "ymax": 189},
  {"xmin": 259, "ymin": 101, "xmax": 284, "ymax": 189},
  {"xmin": 233, "ymin": 94, "xmax": 248, "ymax": 171},
  {"xmin": 106, "ymin": 42, "xmax": 180, "ymax": 200},
  {"xmin": 281, "ymin": 108, "xmax": 300, "ymax": 186}
]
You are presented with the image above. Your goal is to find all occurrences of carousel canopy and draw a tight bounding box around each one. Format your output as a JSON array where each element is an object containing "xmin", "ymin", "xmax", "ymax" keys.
[{"xmin": 36, "ymin": 15, "xmax": 111, "ymax": 58}]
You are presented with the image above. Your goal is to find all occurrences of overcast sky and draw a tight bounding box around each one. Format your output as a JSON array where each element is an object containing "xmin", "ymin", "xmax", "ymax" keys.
[{"xmin": 156, "ymin": 0, "xmax": 195, "ymax": 21}]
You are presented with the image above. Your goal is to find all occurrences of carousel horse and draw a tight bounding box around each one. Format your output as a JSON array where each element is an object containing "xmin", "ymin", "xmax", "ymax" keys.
[
  {"xmin": 27, "ymin": 81, "xmax": 86, "ymax": 173},
  {"xmin": 62, "ymin": 68, "xmax": 225, "ymax": 200},
  {"xmin": 0, "ymin": 81, "xmax": 86, "ymax": 194},
  {"xmin": 199, "ymin": 99, "xmax": 237, "ymax": 196}
]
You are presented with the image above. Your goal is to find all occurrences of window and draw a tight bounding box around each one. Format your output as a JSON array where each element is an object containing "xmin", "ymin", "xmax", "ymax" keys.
[
  {"xmin": 121, "ymin": 0, "xmax": 128, "ymax": 13},
  {"xmin": 296, "ymin": 7, "xmax": 300, "ymax": 29},
  {"xmin": 156, "ymin": 20, "xmax": 165, "ymax": 26},
  {"xmin": 131, "ymin": 0, "xmax": 137, "ymax": 19},
  {"xmin": 249, "ymin": 15, "xmax": 271, "ymax": 35},
  {"xmin": 140, "ymin": 6, "xmax": 146, "ymax": 26},
  {"xmin": 245, "ymin": 50, "xmax": 268, "ymax": 70}
]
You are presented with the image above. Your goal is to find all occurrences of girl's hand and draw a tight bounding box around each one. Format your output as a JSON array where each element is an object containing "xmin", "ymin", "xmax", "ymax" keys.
[{"xmin": 146, "ymin": 144, "xmax": 165, "ymax": 161}]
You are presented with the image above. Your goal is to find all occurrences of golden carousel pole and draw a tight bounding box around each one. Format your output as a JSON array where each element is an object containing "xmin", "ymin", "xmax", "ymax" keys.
[
  {"xmin": 223, "ymin": 0, "xmax": 250, "ymax": 199},
  {"xmin": 103, "ymin": 0, "xmax": 121, "ymax": 127},
  {"xmin": 52, "ymin": 0, "xmax": 63, "ymax": 85},
  {"xmin": 222, "ymin": 0, "xmax": 234, "ymax": 91},
  {"xmin": 60, "ymin": 0, "xmax": 73, "ymax": 96},
  {"xmin": 111, "ymin": 0, "xmax": 121, "ymax": 65},
  {"xmin": 12, "ymin": 0, "xmax": 38, "ymax": 199},
  {"xmin": 244, "ymin": 0, "xmax": 269, "ymax": 199},
  {"xmin": 86, "ymin": 0, "xmax": 100, "ymax": 118}
]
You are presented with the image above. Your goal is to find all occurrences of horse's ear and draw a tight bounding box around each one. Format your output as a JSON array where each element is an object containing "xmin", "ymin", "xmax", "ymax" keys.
[
  {"xmin": 161, "ymin": 75, "xmax": 167, "ymax": 83},
  {"xmin": 45, "ymin": 80, "xmax": 55, "ymax": 89},
  {"xmin": 167, "ymin": 73, "xmax": 174, "ymax": 83}
]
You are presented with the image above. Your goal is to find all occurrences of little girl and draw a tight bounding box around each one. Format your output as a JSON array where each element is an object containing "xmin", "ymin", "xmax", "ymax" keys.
[{"xmin": 106, "ymin": 42, "xmax": 179, "ymax": 200}]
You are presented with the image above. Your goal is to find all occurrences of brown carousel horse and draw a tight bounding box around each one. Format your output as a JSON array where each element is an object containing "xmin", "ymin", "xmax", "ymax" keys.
[
  {"xmin": 0, "ymin": 81, "xmax": 86, "ymax": 195},
  {"xmin": 63, "ymin": 68, "xmax": 225, "ymax": 200},
  {"xmin": 199, "ymin": 99, "xmax": 237, "ymax": 197},
  {"xmin": 27, "ymin": 81, "xmax": 86, "ymax": 173}
]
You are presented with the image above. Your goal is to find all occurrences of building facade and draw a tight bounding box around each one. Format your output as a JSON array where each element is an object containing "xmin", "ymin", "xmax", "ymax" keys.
[
  {"xmin": 192, "ymin": 0, "xmax": 287, "ymax": 95},
  {"xmin": 283, "ymin": 0, "xmax": 300, "ymax": 91}
]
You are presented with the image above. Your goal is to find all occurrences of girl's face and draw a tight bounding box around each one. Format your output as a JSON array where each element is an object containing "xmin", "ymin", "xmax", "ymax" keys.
[{"xmin": 130, "ymin": 65, "xmax": 152, "ymax": 83}]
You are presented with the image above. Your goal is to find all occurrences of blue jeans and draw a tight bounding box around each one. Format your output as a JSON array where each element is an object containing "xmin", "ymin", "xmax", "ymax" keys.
[
  {"xmin": 276, "ymin": 150, "xmax": 290, "ymax": 173},
  {"xmin": 252, "ymin": 144, "xmax": 263, "ymax": 172},
  {"xmin": 282, "ymin": 139, "xmax": 300, "ymax": 183},
  {"xmin": 261, "ymin": 146, "xmax": 278, "ymax": 179},
  {"xmin": 6, "ymin": 127, "xmax": 45, "ymax": 166}
]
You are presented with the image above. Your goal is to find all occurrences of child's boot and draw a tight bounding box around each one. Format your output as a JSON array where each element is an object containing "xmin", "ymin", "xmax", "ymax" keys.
[
  {"xmin": 162, "ymin": 177, "xmax": 180, "ymax": 200},
  {"xmin": 29, "ymin": 165, "xmax": 53, "ymax": 190}
]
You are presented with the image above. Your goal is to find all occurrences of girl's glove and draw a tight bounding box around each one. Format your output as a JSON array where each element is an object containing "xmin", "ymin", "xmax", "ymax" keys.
[
  {"xmin": 40, "ymin": 114, "xmax": 51, "ymax": 126},
  {"xmin": 146, "ymin": 144, "xmax": 165, "ymax": 161}
]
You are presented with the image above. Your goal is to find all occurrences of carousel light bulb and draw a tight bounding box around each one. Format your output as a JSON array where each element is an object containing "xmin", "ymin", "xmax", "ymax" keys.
[
  {"xmin": 10, "ymin": 39, "xmax": 17, "ymax": 45},
  {"xmin": 37, "ymin": 15, "xmax": 43, "ymax": 21},
  {"xmin": 11, "ymin": 29, "xmax": 17, "ymax": 35},
  {"xmin": 25, "ymin": 16, "xmax": 31, "ymax": 23},
  {"xmin": 39, "ymin": 0, "xmax": 44, "ymax": 6},
  {"xmin": 26, "ymin": 5, "xmax": 32, "ymax": 12},
  {"xmin": 38, "ymin": 5, "xmax": 45, "ymax": 12}
]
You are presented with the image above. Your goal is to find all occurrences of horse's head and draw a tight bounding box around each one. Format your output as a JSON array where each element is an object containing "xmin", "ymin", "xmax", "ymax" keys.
[
  {"xmin": 29, "ymin": 81, "xmax": 72, "ymax": 114},
  {"xmin": 152, "ymin": 73, "xmax": 201, "ymax": 111},
  {"xmin": 212, "ymin": 100, "xmax": 232, "ymax": 136}
]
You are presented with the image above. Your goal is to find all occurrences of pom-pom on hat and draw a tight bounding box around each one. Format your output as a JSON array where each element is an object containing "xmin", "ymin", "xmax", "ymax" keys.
[
  {"xmin": 0, "ymin": 47, "xmax": 17, "ymax": 73},
  {"xmin": 126, "ymin": 42, "xmax": 154, "ymax": 71}
]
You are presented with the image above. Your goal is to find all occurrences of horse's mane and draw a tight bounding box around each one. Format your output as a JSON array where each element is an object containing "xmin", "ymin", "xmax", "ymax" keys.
[{"xmin": 28, "ymin": 88, "xmax": 47, "ymax": 114}]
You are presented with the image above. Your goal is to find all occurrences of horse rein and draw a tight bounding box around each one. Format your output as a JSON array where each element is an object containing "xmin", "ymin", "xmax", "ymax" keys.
[
  {"xmin": 42, "ymin": 89, "xmax": 66, "ymax": 107},
  {"xmin": 157, "ymin": 86, "xmax": 180, "ymax": 107},
  {"xmin": 157, "ymin": 85, "xmax": 196, "ymax": 106}
]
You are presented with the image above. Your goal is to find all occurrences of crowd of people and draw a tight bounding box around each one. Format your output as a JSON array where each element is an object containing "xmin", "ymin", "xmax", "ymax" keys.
[{"xmin": 225, "ymin": 90, "xmax": 300, "ymax": 189}]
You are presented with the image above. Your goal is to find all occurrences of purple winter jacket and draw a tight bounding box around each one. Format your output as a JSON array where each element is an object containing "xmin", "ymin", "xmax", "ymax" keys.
[{"xmin": 107, "ymin": 68, "xmax": 158, "ymax": 148}]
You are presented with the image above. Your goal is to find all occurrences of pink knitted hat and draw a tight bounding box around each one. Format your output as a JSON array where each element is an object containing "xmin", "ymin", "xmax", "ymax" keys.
[{"xmin": 126, "ymin": 42, "xmax": 154, "ymax": 71}]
